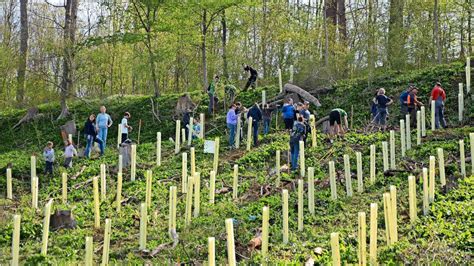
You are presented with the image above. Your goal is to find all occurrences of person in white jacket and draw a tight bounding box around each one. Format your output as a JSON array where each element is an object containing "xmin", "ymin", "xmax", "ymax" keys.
[{"xmin": 63, "ymin": 140, "xmax": 77, "ymax": 168}]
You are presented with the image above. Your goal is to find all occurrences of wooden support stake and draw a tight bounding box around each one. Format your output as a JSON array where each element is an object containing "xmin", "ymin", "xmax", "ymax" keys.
[
  {"xmin": 262, "ymin": 90, "xmax": 266, "ymax": 105},
  {"xmin": 213, "ymin": 137, "xmax": 220, "ymax": 174},
  {"xmin": 85, "ymin": 236, "xmax": 93, "ymax": 266},
  {"xmin": 278, "ymin": 68, "xmax": 283, "ymax": 92},
  {"xmin": 182, "ymin": 153, "xmax": 188, "ymax": 193},
  {"xmin": 356, "ymin": 152, "xmax": 363, "ymax": 193},
  {"xmin": 369, "ymin": 203, "xmax": 377, "ymax": 265},
  {"xmin": 93, "ymin": 176, "xmax": 100, "ymax": 228},
  {"xmin": 193, "ymin": 173, "xmax": 201, "ymax": 218},
  {"xmin": 246, "ymin": 117, "xmax": 253, "ymax": 151},
  {"xmin": 261, "ymin": 206, "xmax": 270, "ymax": 260},
  {"xmin": 199, "ymin": 113, "xmax": 205, "ymax": 139},
  {"xmin": 11, "ymin": 214, "xmax": 21, "ymax": 266},
  {"xmin": 139, "ymin": 203, "xmax": 147, "ymax": 250},
  {"xmin": 405, "ymin": 114, "xmax": 411, "ymax": 150},
  {"xmin": 344, "ymin": 154, "xmax": 353, "ymax": 197},
  {"xmin": 185, "ymin": 175, "xmax": 194, "ymax": 226},
  {"xmin": 458, "ymin": 83, "xmax": 464, "ymax": 122},
  {"xmin": 358, "ymin": 212, "xmax": 367, "ymax": 266},
  {"xmin": 232, "ymin": 164, "xmax": 239, "ymax": 199},
  {"xmin": 188, "ymin": 117, "xmax": 194, "ymax": 146},
  {"xmin": 137, "ymin": 119, "xmax": 142, "ymax": 144},
  {"xmin": 101, "ymin": 219, "xmax": 111, "ymax": 265},
  {"xmin": 460, "ymin": 140, "xmax": 466, "ymax": 177},
  {"xmin": 299, "ymin": 140, "xmax": 305, "ymax": 177},
  {"xmin": 181, "ymin": 128, "xmax": 186, "ymax": 145},
  {"xmin": 467, "ymin": 56, "xmax": 471, "ymax": 93},
  {"xmin": 416, "ymin": 111, "xmax": 421, "ymax": 145},
  {"xmin": 169, "ymin": 186, "xmax": 177, "ymax": 235},
  {"xmin": 389, "ymin": 130, "xmax": 396, "ymax": 170},
  {"xmin": 175, "ymin": 120, "xmax": 181, "ymax": 154},
  {"xmin": 330, "ymin": 232, "xmax": 341, "ymax": 266},
  {"xmin": 421, "ymin": 106, "xmax": 426, "ymax": 137},
  {"xmin": 431, "ymin": 101, "xmax": 435, "ymax": 131},
  {"xmin": 382, "ymin": 141, "xmax": 389, "ymax": 172},
  {"xmin": 408, "ymin": 176, "xmax": 417, "ymax": 223},
  {"xmin": 437, "ymin": 148, "xmax": 446, "ymax": 187},
  {"xmin": 471, "ymin": 133, "xmax": 474, "ymax": 176},
  {"xmin": 6, "ymin": 168, "xmax": 12, "ymax": 199},
  {"xmin": 310, "ymin": 114, "xmax": 317, "ymax": 148},
  {"xmin": 32, "ymin": 176, "xmax": 38, "ymax": 209},
  {"xmin": 429, "ymin": 156, "xmax": 436, "ymax": 203},
  {"xmin": 235, "ymin": 116, "xmax": 241, "ymax": 148},
  {"xmin": 118, "ymin": 155, "xmax": 123, "ymax": 174},
  {"xmin": 31, "ymin": 155, "xmax": 36, "ymax": 181},
  {"xmin": 41, "ymin": 199, "xmax": 53, "ymax": 255},
  {"xmin": 282, "ymin": 189, "xmax": 289, "ymax": 244},
  {"xmin": 208, "ymin": 237, "xmax": 215, "ymax": 266},
  {"xmin": 130, "ymin": 144, "xmax": 137, "ymax": 181},
  {"xmin": 308, "ymin": 167, "xmax": 315, "ymax": 214},
  {"xmin": 145, "ymin": 170, "xmax": 152, "ymax": 208},
  {"xmin": 225, "ymin": 218, "xmax": 237, "ymax": 266},
  {"xmin": 156, "ymin": 132, "xmax": 161, "ymax": 166},
  {"xmin": 276, "ymin": 150, "xmax": 281, "ymax": 187},
  {"xmin": 298, "ymin": 179, "xmax": 304, "ymax": 231},
  {"xmin": 289, "ymin": 65, "xmax": 294, "ymax": 83},
  {"xmin": 383, "ymin": 193, "xmax": 391, "ymax": 245},
  {"xmin": 370, "ymin": 145, "xmax": 376, "ymax": 184},
  {"xmin": 422, "ymin": 168, "xmax": 429, "ymax": 215},
  {"xmin": 329, "ymin": 161, "xmax": 337, "ymax": 200},
  {"xmin": 62, "ymin": 172, "xmax": 67, "ymax": 203},
  {"xmin": 117, "ymin": 123, "xmax": 122, "ymax": 148},
  {"xmin": 209, "ymin": 170, "xmax": 216, "ymax": 204},
  {"xmin": 100, "ymin": 164, "xmax": 106, "ymax": 201},
  {"xmin": 116, "ymin": 172, "xmax": 122, "ymax": 213},
  {"xmin": 400, "ymin": 120, "xmax": 406, "ymax": 157}
]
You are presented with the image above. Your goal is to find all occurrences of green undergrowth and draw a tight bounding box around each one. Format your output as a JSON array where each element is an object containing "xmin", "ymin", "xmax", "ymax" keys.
[{"xmin": 0, "ymin": 125, "xmax": 472, "ymax": 264}]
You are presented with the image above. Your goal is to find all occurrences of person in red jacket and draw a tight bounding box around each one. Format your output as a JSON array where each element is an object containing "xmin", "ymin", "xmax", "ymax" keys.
[{"xmin": 430, "ymin": 82, "xmax": 447, "ymax": 128}]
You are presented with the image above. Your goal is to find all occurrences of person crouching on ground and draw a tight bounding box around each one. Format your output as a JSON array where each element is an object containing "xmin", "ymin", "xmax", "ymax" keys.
[
  {"xmin": 290, "ymin": 115, "xmax": 306, "ymax": 172},
  {"xmin": 63, "ymin": 140, "xmax": 77, "ymax": 168},
  {"xmin": 43, "ymin": 141, "xmax": 55, "ymax": 175},
  {"xmin": 121, "ymin": 112, "xmax": 132, "ymax": 143}
]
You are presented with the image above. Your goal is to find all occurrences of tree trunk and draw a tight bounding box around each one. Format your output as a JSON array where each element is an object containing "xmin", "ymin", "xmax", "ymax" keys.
[
  {"xmin": 146, "ymin": 33, "xmax": 160, "ymax": 97},
  {"xmin": 221, "ymin": 10, "xmax": 228, "ymax": 80},
  {"xmin": 325, "ymin": 0, "xmax": 337, "ymax": 26},
  {"xmin": 59, "ymin": 0, "xmax": 79, "ymax": 120},
  {"xmin": 433, "ymin": 0, "xmax": 442, "ymax": 64},
  {"xmin": 323, "ymin": 0, "xmax": 330, "ymax": 66},
  {"xmin": 16, "ymin": 0, "xmax": 28, "ymax": 106},
  {"xmin": 387, "ymin": 0, "xmax": 405, "ymax": 70},
  {"xmin": 201, "ymin": 9, "xmax": 208, "ymax": 92},
  {"xmin": 336, "ymin": 0, "xmax": 347, "ymax": 41}
]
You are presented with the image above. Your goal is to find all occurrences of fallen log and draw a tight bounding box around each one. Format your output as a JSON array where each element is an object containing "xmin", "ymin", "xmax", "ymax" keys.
[{"xmin": 284, "ymin": 83, "xmax": 322, "ymax": 107}]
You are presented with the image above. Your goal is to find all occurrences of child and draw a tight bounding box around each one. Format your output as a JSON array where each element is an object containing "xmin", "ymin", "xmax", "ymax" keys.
[
  {"xmin": 192, "ymin": 118, "xmax": 201, "ymax": 139},
  {"xmin": 63, "ymin": 140, "xmax": 77, "ymax": 168},
  {"xmin": 43, "ymin": 141, "xmax": 55, "ymax": 175}
]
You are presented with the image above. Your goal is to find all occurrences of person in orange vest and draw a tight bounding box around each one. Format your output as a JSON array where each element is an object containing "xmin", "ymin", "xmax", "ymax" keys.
[
  {"xmin": 406, "ymin": 87, "xmax": 423, "ymax": 127},
  {"xmin": 430, "ymin": 82, "xmax": 447, "ymax": 129}
]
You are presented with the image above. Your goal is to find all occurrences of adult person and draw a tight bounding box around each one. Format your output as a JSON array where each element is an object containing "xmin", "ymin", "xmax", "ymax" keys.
[
  {"xmin": 290, "ymin": 115, "xmax": 306, "ymax": 172},
  {"xmin": 399, "ymin": 85, "xmax": 413, "ymax": 119},
  {"xmin": 262, "ymin": 104, "xmax": 276, "ymax": 135},
  {"xmin": 224, "ymin": 84, "xmax": 237, "ymax": 106},
  {"xmin": 247, "ymin": 103, "xmax": 263, "ymax": 146},
  {"xmin": 235, "ymin": 102, "xmax": 247, "ymax": 142},
  {"xmin": 407, "ymin": 87, "xmax": 423, "ymax": 127},
  {"xmin": 96, "ymin": 106, "xmax": 113, "ymax": 149},
  {"xmin": 329, "ymin": 108, "xmax": 349, "ymax": 139},
  {"xmin": 84, "ymin": 114, "xmax": 104, "ymax": 158},
  {"xmin": 374, "ymin": 88, "xmax": 393, "ymax": 130},
  {"xmin": 208, "ymin": 75, "xmax": 219, "ymax": 115},
  {"xmin": 301, "ymin": 101, "xmax": 311, "ymax": 144},
  {"xmin": 430, "ymin": 82, "xmax": 447, "ymax": 129},
  {"xmin": 243, "ymin": 65, "xmax": 258, "ymax": 91},
  {"xmin": 182, "ymin": 109, "xmax": 191, "ymax": 138},
  {"xmin": 282, "ymin": 98, "xmax": 296, "ymax": 130},
  {"xmin": 121, "ymin": 112, "xmax": 132, "ymax": 143},
  {"xmin": 226, "ymin": 104, "xmax": 238, "ymax": 149}
]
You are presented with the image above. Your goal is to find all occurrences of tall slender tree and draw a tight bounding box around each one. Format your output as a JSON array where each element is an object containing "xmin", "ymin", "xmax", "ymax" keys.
[{"xmin": 16, "ymin": 0, "xmax": 28, "ymax": 106}]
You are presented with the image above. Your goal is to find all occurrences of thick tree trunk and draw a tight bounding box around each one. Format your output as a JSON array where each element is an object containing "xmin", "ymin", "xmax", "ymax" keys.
[
  {"xmin": 201, "ymin": 9, "xmax": 208, "ymax": 92},
  {"xmin": 325, "ymin": 0, "xmax": 337, "ymax": 26},
  {"xmin": 59, "ymin": 0, "xmax": 79, "ymax": 120},
  {"xmin": 433, "ymin": 0, "xmax": 442, "ymax": 64},
  {"xmin": 221, "ymin": 10, "xmax": 228, "ymax": 80},
  {"xmin": 16, "ymin": 0, "xmax": 28, "ymax": 106},
  {"xmin": 284, "ymin": 83, "xmax": 322, "ymax": 107},
  {"xmin": 387, "ymin": 0, "xmax": 405, "ymax": 70},
  {"xmin": 336, "ymin": 0, "xmax": 346, "ymax": 41}
]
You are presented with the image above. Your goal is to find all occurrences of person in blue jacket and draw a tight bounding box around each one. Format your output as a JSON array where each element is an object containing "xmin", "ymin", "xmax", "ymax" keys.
[
  {"xmin": 247, "ymin": 103, "xmax": 263, "ymax": 146},
  {"xmin": 96, "ymin": 106, "xmax": 113, "ymax": 150},
  {"xmin": 282, "ymin": 98, "xmax": 296, "ymax": 130}
]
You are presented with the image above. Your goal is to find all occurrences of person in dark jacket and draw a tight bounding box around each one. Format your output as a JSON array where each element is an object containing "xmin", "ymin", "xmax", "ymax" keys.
[
  {"xmin": 247, "ymin": 103, "xmax": 263, "ymax": 146},
  {"xmin": 243, "ymin": 65, "xmax": 258, "ymax": 91},
  {"xmin": 84, "ymin": 114, "xmax": 104, "ymax": 158},
  {"xmin": 182, "ymin": 109, "xmax": 191, "ymax": 139},
  {"xmin": 262, "ymin": 104, "xmax": 276, "ymax": 135},
  {"xmin": 290, "ymin": 115, "xmax": 306, "ymax": 171}
]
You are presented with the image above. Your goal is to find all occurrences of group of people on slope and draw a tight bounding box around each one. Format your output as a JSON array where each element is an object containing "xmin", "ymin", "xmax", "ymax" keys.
[
  {"xmin": 42, "ymin": 106, "xmax": 133, "ymax": 175},
  {"xmin": 371, "ymin": 82, "xmax": 447, "ymax": 130},
  {"xmin": 208, "ymin": 65, "xmax": 259, "ymax": 115}
]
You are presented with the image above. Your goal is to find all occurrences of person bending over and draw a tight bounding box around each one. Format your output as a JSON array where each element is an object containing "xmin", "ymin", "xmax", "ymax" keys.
[
  {"xmin": 329, "ymin": 108, "xmax": 349, "ymax": 139},
  {"xmin": 243, "ymin": 65, "xmax": 258, "ymax": 91}
]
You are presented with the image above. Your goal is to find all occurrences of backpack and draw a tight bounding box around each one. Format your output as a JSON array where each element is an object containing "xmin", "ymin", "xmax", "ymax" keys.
[{"xmin": 400, "ymin": 91, "xmax": 409, "ymax": 104}]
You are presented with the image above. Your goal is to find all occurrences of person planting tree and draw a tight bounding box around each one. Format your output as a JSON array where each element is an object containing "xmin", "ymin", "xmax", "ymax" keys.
[
  {"xmin": 329, "ymin": 108, "xmax": 349, "ymax": 139},
  {"xmin": 407, "ymin": 87, "xmax": 423, "ymax": 127},
  {"xmin": 243, "ymin": 65, "xmax": 258, "ymax": 91}
]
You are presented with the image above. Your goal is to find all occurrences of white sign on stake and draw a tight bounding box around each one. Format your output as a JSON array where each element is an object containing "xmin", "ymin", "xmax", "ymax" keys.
[{"xmin": 204, "ymin": 140, "xmax": 216, "ymax": 154}]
